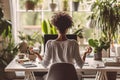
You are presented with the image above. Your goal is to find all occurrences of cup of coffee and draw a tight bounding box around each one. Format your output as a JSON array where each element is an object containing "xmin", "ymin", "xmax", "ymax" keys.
[{"xmin": 18, "ymin": 53, "xmax": 25, "ymax": 59}]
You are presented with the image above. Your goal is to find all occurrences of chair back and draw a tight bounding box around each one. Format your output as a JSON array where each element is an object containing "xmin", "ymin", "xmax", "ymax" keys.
[{"xmin": 46, "ymin": 63, "xmax": 78, "ymax": 80}]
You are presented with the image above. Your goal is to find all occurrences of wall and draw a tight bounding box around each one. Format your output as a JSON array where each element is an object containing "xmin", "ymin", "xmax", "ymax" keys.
[{"xmin": 0, "ymin": 0, "xmax": 11, "ymax": 20}]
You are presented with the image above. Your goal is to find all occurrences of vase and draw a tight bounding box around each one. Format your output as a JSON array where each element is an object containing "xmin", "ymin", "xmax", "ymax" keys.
[{"xmin": 94, "ymin": 50, "xmax": 102, "ymax": 61}]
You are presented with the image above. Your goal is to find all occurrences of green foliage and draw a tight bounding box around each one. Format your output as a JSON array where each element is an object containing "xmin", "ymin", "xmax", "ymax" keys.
[
  {"xmin": 0, "ymin": 8, "xmax": 18, "ymax": 70},
  {"xmin": 88, "ymin": 36, "xmax": 110, "ymax": 53},
  {"xmin": 89, "ymin": 0, "xmax": 120, "ymax": 55},
  {"xmin": 41, "ymin": 19, "xmax": 57, "ymax": 34},
  {"xmin": 18, "ymin": 31, "xmax": 43, "ymax": 46},
  {"xmin": 0, "ymin": 25, "xmax": 18, "ymax": 69},
  {"xmin": 72, "ymin": 0, "xmax": 83, "ymax": 2},
  {"xmin": 73, "ymin": 28, "xmax": 83, "ymax": 38},
  {"xmin": 0, "ymin": 20, "xmax": 12, "ymax": 36},
  {"xmin": 90, "ymin": 0, "xmax": 120, "ymax": 42},
  {"xmin": 34, "ymin": 0, "xmax": 43, "ymax": 5},
  {"xmin": 18, "ymin": 31, "xmax": 26, "ymax": 41}
]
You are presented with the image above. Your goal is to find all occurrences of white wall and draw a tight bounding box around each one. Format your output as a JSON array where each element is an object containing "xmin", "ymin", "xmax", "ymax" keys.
[{"xmin": 0, "ymin": 0, "xmax": 11, "ymax": 20}]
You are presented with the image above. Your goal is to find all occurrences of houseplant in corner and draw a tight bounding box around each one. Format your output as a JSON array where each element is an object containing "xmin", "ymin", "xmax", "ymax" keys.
[
  {"xmin": 0, "ymin": 8, "xmax": 18, "ymax": 80},
  {"xmin": 88, "ymin": 36, "xmax": 110, "ymax": 60},
  {"xmin": 90, "ymin": 0, "xmax": 120, "ymax": 57}
]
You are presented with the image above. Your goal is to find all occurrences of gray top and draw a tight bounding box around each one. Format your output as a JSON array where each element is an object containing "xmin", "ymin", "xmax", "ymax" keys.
[{"xmin": 41, "ymin": 39, "xmax": 84, "ymax": 68}]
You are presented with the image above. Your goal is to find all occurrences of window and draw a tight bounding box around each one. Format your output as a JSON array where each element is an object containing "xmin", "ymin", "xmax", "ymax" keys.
[{"xmin": 11, "ymin": 0, "xmax": 96, "ymax": 44}]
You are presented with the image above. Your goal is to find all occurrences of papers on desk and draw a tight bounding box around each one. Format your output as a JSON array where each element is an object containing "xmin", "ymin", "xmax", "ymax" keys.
[
  {"xmin": 104, "ymin": 58, "xmax": 120, "ymax": 66},
  {"xmin": 22, "ymin": 63, "xmax": 37, "ymax": 68},
  {"xmin": 21, "ymin": 62, "xmax": 37, "ymax": 68},
  {"xmin": 16, "ymin": 58, "xmax": 37, "ymax": 68},
  {"xmin": 89, "ymin": 61, "xmax": 105, "ymax": 68}
]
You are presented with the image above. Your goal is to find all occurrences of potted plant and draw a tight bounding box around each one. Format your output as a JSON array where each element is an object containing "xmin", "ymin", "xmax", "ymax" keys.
[
  {"xmin": 18, "ymin": 31, "xmax": 43, "ymax": 53},
  {"xmin": 72, "ymin": 0, "xmax": 83, "ymax": 11},
  {"xmin": 18, "ymin": 31, "xmax": 28, "ymax": 53},
  {"xmin": 73, "ymin": 28, "xmax": 84, "ymax": 44},
  {"xmin": 88, "ymin": 36, "xmax": 110, "ymax": 60},
  {"xmin": 90, "ymin": 0, "xmax": 120, "ymax": 57},
  {"xmin": 25, "ymin": 0, "xmax": 35, "ymax": 10},
  {"xmin": 62, "ymin": 0, "xmax": 69, "ymax": 11},
  {"xmin": 35, "ymin": 0, "xmax": 43, "ymax": 9},
  {"xmin": 50, "ymin": 0, "xmax": 57, "ymax": 11},
  {"xmin": 41, "ymin": 19, "xmax": 57, "ymax": 35},
  {"xmin": 88, "ymin": 34, "xmax": 117, "ymax": 79},
  {"xmin": 0, "ymin": 8, "xmax": 18, "ymax": 79}
]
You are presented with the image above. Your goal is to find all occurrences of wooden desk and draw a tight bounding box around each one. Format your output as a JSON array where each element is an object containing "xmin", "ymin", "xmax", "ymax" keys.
[{"xmin": 5, "ymin": 56, "xmax": 120, "ymax": 80}]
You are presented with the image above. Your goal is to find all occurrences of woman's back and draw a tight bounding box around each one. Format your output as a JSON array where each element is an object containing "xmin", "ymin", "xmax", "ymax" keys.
[{"xmin": 42, "ymin": 39, "xmax": 83, "ymax": 68}]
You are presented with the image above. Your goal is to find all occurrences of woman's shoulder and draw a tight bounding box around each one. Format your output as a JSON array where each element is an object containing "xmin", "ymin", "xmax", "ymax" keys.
[
  {"xmin": 68, "ymin": 39, "xmax": 78, "ymax": 43},
  {"xmin": 46, "ymin": 39, "xmax": 78, "ymax": 45},
  {"xmin": 46, "ymin": 40, "xmax": 54, "ymax": 44}
]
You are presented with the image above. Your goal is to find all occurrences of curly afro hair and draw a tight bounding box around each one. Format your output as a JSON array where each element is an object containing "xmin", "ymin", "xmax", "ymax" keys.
[{"xmin": 51, "ymin": 12, "xmax": 73, "ymax": 33}]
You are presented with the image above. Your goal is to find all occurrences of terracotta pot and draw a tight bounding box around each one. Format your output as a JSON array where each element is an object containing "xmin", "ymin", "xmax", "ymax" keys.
[
  {"xmin": 25, "ymin": 1, "xmax": 35, "ymax": 10},
  {"xmin": 50, "ymin": 3, "xmax": 57, "ymax": 11},
  {"xmin": 29, "ymin": 54, "xmax": 36, "ymax": 61}
]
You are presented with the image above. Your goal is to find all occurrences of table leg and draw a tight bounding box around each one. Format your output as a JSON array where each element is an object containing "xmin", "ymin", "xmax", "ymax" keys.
[
  {"xmin": 95, "ymin": 71, "xmax": 108, "ymax": 80},
  {"xmin": 24, "ymin": 71, "xmax": 36, "ymax": 80}
]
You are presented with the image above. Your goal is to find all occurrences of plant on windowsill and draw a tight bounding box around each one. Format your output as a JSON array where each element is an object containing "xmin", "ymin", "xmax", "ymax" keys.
[
  {"xmin": 35, "ymin": 0, "xmax": 43, "ymax": 10},
  {"xmin": 88, "ymin": 36, "xmax": 110, "ymax": 60},
  {"xmin": 41, "ymin": 19, "xmax": 57, "ymax": 35},
  {"xmin": 25, "ymin": 0, "xmax": 43, "ymax": 10},
  {"xmin": 25, "ymin": 0, "xmax": 35, "ymax": 10},
  {"xmin": 89, "ymin": 0, "xmax": 120, "ymax": 57},
  {"xmin": 62, "ymin": 0, "xmax": 69, "ymax": 11},
  {"xmin": 50, "ymin": 0, "xmax": 57, "ymax": 11},
  {"xmin": 72, "ymin": 0, "xmax": 83, "ymax": 11}
]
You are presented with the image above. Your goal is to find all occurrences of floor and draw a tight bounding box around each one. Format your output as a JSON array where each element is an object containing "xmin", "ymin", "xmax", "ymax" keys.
[{"xmin": 11, "ymin": 71, "xmax": 120, "ymax": 80}]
